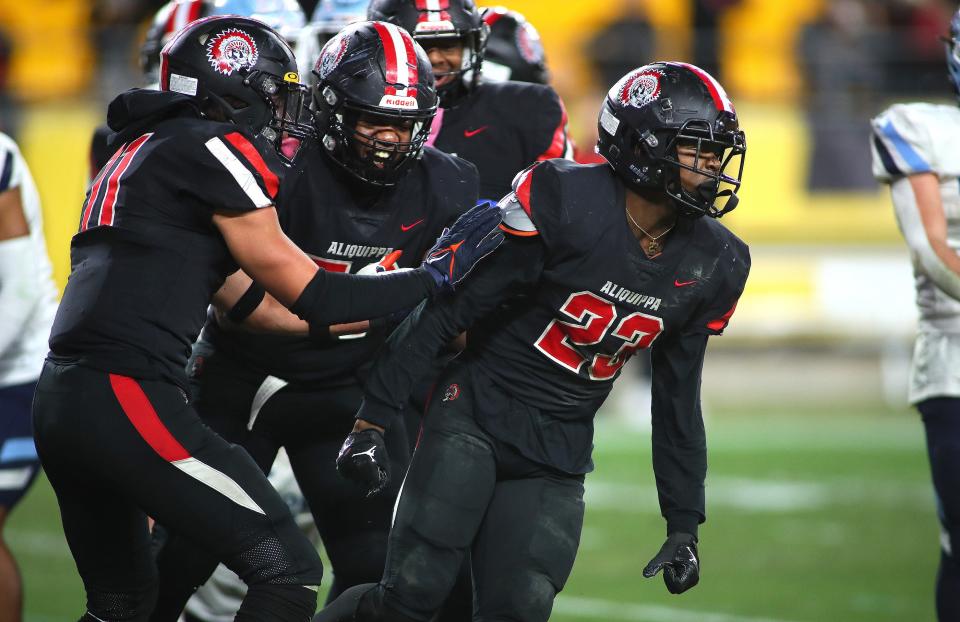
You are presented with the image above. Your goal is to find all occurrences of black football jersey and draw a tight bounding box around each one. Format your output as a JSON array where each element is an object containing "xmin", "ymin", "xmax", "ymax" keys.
[
  {"xmin": 207, "ymin": 140, "xmax": 480, "ymax": 384},
  {"xmin": 49, "ymin": 89, "xmax": 286, "ymax": 389},
  {"xmin": 358, "ymin": 159, "xmax": 750, "ymax": 532},
  {"xmin": 432, "ymin": 80, "xmax": 572, "ymax": 201}
]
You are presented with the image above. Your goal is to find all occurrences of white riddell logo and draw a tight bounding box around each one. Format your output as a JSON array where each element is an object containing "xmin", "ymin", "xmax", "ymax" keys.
[{"xmin": 356, "ymin": 447, "xmax": 377, "ymax": 459}]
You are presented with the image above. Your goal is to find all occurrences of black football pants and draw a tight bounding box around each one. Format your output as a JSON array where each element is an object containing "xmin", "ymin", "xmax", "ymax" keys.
[
  {"xmin": 917, "ymin": 398, "xmax": 960, "ymax": 622},
  {"xmin": 155, "ymin": 348, "xmax": 410, "ymax": 614},
  {"xmin": 315, "ymin": 361, "xmax": 585, "ymax": 622},
  {"xmin": 31, "ymin": 360, "xmax": 322, "ymax": 622}
]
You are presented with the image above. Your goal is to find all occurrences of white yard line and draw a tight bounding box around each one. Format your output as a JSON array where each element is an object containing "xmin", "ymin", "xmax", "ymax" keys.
[
  {"xmin": 585, "ymin": 477, "xmax": 930, "ymax": 513},
  {"xmin": 554, "ymin": 595, "xmax": 797, "ymax": 622}
]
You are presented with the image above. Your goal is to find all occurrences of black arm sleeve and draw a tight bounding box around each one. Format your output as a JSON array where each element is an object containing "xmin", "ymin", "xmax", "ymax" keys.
[
  {"xmin": 357, "ymin": 236, "xmax": 546, "ymax": 428},
  {"xmin": 289, "ymin": 266, "xmax": 437, "ymax": 328},
  {"xmin": 649, "ymin": 330, "xmax": 710, "ymax": 537}
]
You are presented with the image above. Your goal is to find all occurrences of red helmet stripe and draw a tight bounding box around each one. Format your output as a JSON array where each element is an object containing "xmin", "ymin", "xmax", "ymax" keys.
[
  {"xmin": 159, "ymin": 48, "xmax": 170, "ymax": 90},
  {"xmin": 168, "ymin": 0, "xmax": 202, "ymax": 34},
  {"xmin": 416, "ymin": 0, "xmax": 449, "ymax": 9},
  {"xmin": 399, "ymin": 27, "xmax": 419, "ymax": 98},
  {"xmin": 670, "ymin": 62, "xmax": 734, "ymax": 113},
  {"xmin": 483, "ymin": 8, "xmax": 506, "ymax": 27},
  {"xmin": 374, "ymin": 22, "xmax": 411, "ymax": 97}
]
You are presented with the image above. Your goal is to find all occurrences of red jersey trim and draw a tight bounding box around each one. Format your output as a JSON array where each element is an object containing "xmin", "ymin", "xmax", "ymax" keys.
[
  {"xmin": 223, "ymin": 132, "xmax": 279, "ymax": 198},
  {"xmin": 706, "ymin": 300, "xmax": 738, "ymax": 332},
  {"xmin": 536, "ymin": 97, "xmax": 570, "ymax": 161}
]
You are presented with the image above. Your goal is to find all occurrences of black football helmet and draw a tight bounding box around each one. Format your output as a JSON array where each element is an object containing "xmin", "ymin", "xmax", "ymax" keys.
[
  {"xmin": 481, "ymin": 6, "xmax": 548, "ymax": 85},
  {"xmin": 312, "ymin": 20, "xmax": 437, "ymax": 186},
  {"xmin": 597, "ymin": 62, "xmax": 746, "ymax": 218},
  {"xmin": 141, "ymin": 0, "xmax": 306, "ymax": 84},
  {"xmin": 159, "ymin": 15, "xmax": 314, "ymax": 161},
  {"xmin": 367, "ymin": 0, "xmax": 487, "ymax": 107}
]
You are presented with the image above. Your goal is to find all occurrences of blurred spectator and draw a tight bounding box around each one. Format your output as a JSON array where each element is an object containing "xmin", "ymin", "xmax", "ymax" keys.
[
  {"xmin": 92, "ymin": 0, "xmax": 166, "ymax": 102},
  {"xmin": 884, "ymin": 0, "xmax": 954, "ymax": 96},
  {"xmin": 798, "ymin": 0, "xmax": 886, "ymax": 191},
  {"xmin": 692, "ymin": 0, "xmax": 742, "ymax": 81},
  {"xmin": 0, "ymin": 29, "xmax": 19, "ymax": 140},
  {"xmin": 584, "ymin": 0, "xmax": 655, "ymax": 91}
]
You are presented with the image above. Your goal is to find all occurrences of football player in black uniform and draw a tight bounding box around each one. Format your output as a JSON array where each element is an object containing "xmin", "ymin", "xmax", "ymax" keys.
[
  {"xmin": 315, "ymin": 61, "xmax": 750, "ymax": 622},
  {"xmin": 367, "ymin": 0, "xmax": 572, "ymax": 202},
  {"xmin": 31, "ymin": 15, "xmax": 500, "ymax": 622},
  {"xmin": 479, "ymin": 6, "xmax": 549, "ymax": 85},
  {"xmin": 89, "ymin": 0, "xmax": 308, "ymax": 178},
  {"xmin": 148, "ymin": 20, "xmax": 480, "ymax": 618}
]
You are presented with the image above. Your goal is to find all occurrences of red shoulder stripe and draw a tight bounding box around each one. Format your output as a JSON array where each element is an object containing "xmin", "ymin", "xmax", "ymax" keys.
[
  {"xmin": 100, "ymin": 133, "xmax": 152, "ymax": 227},
  {"xmin": 515, "ymin": 166, "xmax": 534, "ymax": 218},
  {"xmin": 82, "ymin": 143, "xmax": 126, "ymax": 231},
  {"xmin": 224, "ymin": 132, "xmax": 279, "ymax": 199},
  {"xmin": 536, "ymin": 96, "xmax": 570, "ymax": 161},
  {"xmin": 706, "ymin": 300, "xmax": 738, "ymax": 332}
]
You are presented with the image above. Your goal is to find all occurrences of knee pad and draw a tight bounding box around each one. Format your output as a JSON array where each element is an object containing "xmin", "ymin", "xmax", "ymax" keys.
[
  {"xmin": 478, "ymin": 570, "xmax": 555, "ymax": 622},
  {"xmin": 358, "ymin": 586, "xmax": 424, "ymax": 622},
  {"xmin": 237, "ymin": 584, "xmax": 317, "ymax": 622},
  {"xmin": 325, "ymin": 531, "xmax": 389, "ymax": 588},
  {"xmin": 85, "ymin": 582, "xmax": 158, "ymax": 622}
]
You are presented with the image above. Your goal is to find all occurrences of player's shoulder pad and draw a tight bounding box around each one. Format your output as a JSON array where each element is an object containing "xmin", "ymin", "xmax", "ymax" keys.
[
  {"xmin": 871, "ymin": 102, "xmax": 960, "ymax": 182},
  {"xmin": 419, "ymin": 146, "xmax": 480, "ymax": 217},
  {"xmin": 420, "ymin": 145, "xmax": 479, "ymax": 183},
  {"xmin": 497, "ymin": 160, "xmax": 555, "ymax": 237},
  {"xmin": 201, "ymin": 124, "xmax": 284, "ymax": 199},
  {"xmin": 477, "ymin": 79, "xmax": 561, "ymax": 114},
  {"xmin": 699, "ymin": 217, "xmax": 751, "ymax": 289}
]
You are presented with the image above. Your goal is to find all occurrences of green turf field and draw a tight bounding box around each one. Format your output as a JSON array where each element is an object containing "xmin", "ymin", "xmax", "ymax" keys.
[{"xmin": 11, "ymin": 404, "xmax": 937, "ymax": 621}]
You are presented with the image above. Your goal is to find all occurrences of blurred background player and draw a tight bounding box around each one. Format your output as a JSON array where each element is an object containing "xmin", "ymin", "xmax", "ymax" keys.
[
  {"xmin": 150, "ymin": 20, "xmax": 480, "ymax": 619},
  {"xmin": 0, "ymin": 132, "xmax": 58, "ymax": 622},
  {"xmin": 870, "ymin": 8, "xmax": 960, "ymax": 620},
  {"xmin": 318, "ymin": 60, "xmax": 749, "ymax": 622},
  {"xmin": 479, "ymin": 6, "xmax": 548, "ymax": 85},
  {"xmin": 368, "ymin": 0, "xmax": 573, "ymax": 202},
  {"xmin": 296, "ymin": 0, "xmax": 370, "ymax": 87},
  {"xmin": 90, "ymin": 0, "xmax": 307, "ymax": 176}
]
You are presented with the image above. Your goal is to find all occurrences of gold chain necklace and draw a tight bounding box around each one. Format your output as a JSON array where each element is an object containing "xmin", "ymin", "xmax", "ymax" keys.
[{"xmin": 625, "ymin": 208, "xmax": 675, "ymax": 257}]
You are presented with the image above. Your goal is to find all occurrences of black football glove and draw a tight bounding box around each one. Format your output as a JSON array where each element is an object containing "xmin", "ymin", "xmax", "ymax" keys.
[
  {"xmin": 336, "ymin": 428, "xmax": 390, "ymax": 497},
  {"xmin": 422, "ymin": 200, "xmax": 504, "ymax": 292},
  {"xmin": 642, "ymin": 532, "xmax": 700, "ymax": 594}
]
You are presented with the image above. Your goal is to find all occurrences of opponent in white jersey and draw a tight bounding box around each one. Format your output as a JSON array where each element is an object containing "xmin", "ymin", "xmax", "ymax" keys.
[
  {"xmin": 0, "ymin": 131, "xmax": 57, "ymax": 621},
  {"xmin": 870, "ymin": 10, "xmax": 960, "ymax": 620}
]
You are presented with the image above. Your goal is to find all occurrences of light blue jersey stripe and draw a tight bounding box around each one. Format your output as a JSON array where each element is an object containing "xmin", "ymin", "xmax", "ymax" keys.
[
  {"xmin": 0, "ymin": 438, "xmax": 38, "ymax": 463},
  {"xmin": 881, "ymin": 119, "xmax": 931, "ymax": 173}
]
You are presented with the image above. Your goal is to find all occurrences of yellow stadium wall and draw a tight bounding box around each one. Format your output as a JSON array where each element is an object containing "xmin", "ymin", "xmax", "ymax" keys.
[{"xmin": 18, "ymin": 0, "xmax": 907, "ymax": 296}]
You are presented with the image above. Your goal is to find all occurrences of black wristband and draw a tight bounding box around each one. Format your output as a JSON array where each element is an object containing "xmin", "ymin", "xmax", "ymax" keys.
[
  {"xmin": 226, "ymin": 282, "xmax": 265, "ymax": 323},
  {"xmin": 309, "ymin": 322, "xmax": 333, "ymax": 344}
]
